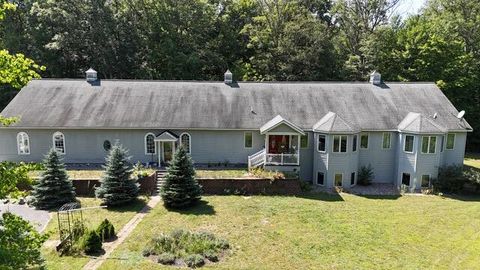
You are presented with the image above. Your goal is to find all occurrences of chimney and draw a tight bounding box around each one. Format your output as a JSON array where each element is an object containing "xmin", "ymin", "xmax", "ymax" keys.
[
  {"xmin": 86, "ymin": 68, "xmax": 97, "ymax": 82},
  {"xmin": 224, "ymin": 69, "xmax": 233, "ymax": 84},
  {"xmin": 369, "ymin": 70, "xmax": 381, "ymax": 85}
]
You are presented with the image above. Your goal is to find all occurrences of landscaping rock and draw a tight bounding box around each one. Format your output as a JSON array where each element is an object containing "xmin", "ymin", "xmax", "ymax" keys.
[{"xmin": 18, "ymin": 198, "xmax": 26, "ymax": 205}]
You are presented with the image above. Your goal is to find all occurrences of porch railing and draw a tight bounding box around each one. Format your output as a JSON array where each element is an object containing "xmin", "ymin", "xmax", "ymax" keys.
[
  {"xmin": 248, "ymin": 149, "xmax": 266, "ymax": 170},
  {"xmin": 265, "ymin": 153, "xmax": 299, "ymax": 166}
]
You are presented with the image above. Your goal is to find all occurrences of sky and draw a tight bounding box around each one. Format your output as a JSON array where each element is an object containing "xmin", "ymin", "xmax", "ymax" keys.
[{"xmin": 394, "ymin": 0, "xmax": 428, "ymax": 18}]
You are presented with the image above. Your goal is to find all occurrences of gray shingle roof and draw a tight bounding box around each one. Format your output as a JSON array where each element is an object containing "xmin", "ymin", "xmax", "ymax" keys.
[
  {"xmin": 313, "ymin": 111, "xmax": 359, "ymax": 133},
  {"xmin": 0, "ymin": 79, "xmax": 472, "ymax": 132},
  {"xmin": 398, "ymin": 112, "xmax": 447, "ymax": 134}
]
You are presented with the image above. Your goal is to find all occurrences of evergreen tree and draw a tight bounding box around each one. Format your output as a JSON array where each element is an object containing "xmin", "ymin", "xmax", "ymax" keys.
[
  {"xmin": 95, "ymin": 144, "xmax": 139, "ymax": 206},
  {"xmin": 31, "ymin": 149, "xmax": 75, "ymax": 210},
  {"xmin": 160, "ymin": 146, "xmax": 202, "ymax": 208}
]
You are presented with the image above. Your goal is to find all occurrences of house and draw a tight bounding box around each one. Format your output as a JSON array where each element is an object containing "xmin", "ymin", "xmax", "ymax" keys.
[{"xmin": 0, "ymin": 69, "xmax": 472, "ymax": 190}]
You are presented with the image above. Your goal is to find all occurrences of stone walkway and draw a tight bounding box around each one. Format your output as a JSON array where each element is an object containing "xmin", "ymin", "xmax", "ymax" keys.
[
  {"xmin": 0, "ymin": 203, "xmax": 51, "ymax": 232},
  {"xmin": 82, "ymin": 196, "xmax": 161, "ymax": 270}
]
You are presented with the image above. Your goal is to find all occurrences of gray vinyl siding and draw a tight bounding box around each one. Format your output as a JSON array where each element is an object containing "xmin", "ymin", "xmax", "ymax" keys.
[
  {"xmin": 0, "ymin": 129, "xmax": 264, "ymax": 165},
  {"xmin": 416, "ymin": 134, "xmax": 442, "ymax": 189},
  {"xmin": 442, "ymin": 133, "xmax": 467, "ymax": 166},
  {"xmin": 268, "ymin": 123, "xmax": 299, "ymax": 133},
  {"xmin": 312, "ymin": 133, "xmax": 329, "ymax": 186},
  {"xmin": 358, "ymin": 132, "xmax": 396, "ymax": 183},
  {"xmin": 299, "ymin": 132, "xmax": 314, "ymax": 181},
  {"xmin": 396, "ymin": 133, "xmax": 418, "ymax": 187}
]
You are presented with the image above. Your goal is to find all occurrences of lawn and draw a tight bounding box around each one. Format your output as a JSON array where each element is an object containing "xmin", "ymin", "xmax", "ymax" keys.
[
  {"xmin": 42, "ymin": 197, "xmax": 147, "ymax": 270},
  {"xmin": 465, "ymin": 153, "xmax": 480, "ymax": 169},
  {"xmin": 98, "ymin": 194, "xmax": 480, "ymax": 270}
]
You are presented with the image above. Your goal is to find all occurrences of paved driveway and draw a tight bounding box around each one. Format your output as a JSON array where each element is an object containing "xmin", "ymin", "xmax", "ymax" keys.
[{"xmin": 0, "ymin": 203, "xmax": 51, "ymax": 232}]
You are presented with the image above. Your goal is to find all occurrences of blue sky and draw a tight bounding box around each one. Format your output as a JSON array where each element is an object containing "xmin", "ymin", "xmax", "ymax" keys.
[{"xmin": 395, "ymin": 0, "xmax": 427, "ymax": 17}]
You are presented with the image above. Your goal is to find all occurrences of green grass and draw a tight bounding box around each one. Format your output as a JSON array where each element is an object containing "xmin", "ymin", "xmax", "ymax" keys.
[
  {"xmin": 195, "ymin": 169, "xmax": 249, "ymax": 179},
  {"xmin": 42, "ymin": 197, "xmax": 147, "ymax": 270},
  {"xmin": 465, "ymin": 153, "xmax": 480, "ymax": 169},
  {"xmin": 98, "ymin": 194, "xmax": 480, "ymax": 270}
]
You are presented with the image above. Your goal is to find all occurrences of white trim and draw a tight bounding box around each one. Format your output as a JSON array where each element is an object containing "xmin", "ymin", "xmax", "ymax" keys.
[
  {"xmin": 260, "ymin": 116, "xmax": 305, "ymax": 135},
  {"xmin": 52, "ymin": 131, "xmax": 66, "ymax": 155},
  {"xmin": 360, "ymin": 133, "xmax": 369, "ymax": 150},
  {"xmin": 421, "ymin": 135, "xmax": 437, "ymax": 154},
  {"xmin": 316, "ymin": 171, "xmax": 325, "ymax": 186},
  {"xmin": 154, "ymin": 131, "xmax": 178, "ymax": 142},
  {"xmin": 179, "ymin": 132, "xmax": 192, "ymax": 154},
  {"xmin": 403, "ymin": 134, "xmax": 415, "ymax": 153},
  {"xmin": 334, "ymin": 173, "xmax": 343, "ymax": 187},
  {"xmin": 317, "ymin": 134, "xmax": 327, "ymax": 153},
  {"xmin": 16, "ymin": 132, "xmax": 30, "ymax": 155},
  {"xmin": 144, "ymin": 133, "xmax": 156, "ymax": 155},
  {"xmin": 445, "ymin": 133, "xmax": 455, "ymax": 150},
  {"xmin": 381, "ymin": 132, "xmax": 391, "ymax": 149},
  {"xmin": 244, "ymin": 131, "xmax": 253, "ymax": 149}
]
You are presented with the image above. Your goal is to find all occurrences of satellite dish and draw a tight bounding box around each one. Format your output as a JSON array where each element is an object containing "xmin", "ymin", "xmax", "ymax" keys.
[{"xmin": 457, "ymin": 110, "xmax": 465, "ymax": 119}]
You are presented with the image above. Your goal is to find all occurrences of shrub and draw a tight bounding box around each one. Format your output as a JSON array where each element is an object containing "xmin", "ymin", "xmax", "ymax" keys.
[
  {"xmin": 464, "ymin": 167, "xmax": 480, "ymax": 191},
  {"xmin": 145, "ymin": 229, "xmax": 229, "ymax": 267},
  {"xmin": 96, "ymin": 144, "xmax": 139, "ymax": 206},
  {"xmin": 160, "ymin": 146, "xmax": 202, "ymax": 209},
  {"xmin": 157, "ymin": 252, "xmax": 176, "ymax": 265},
  {"xmin": 30, "ymin": 149, "xmax": 76, "ymax": 209},
  {"xmin": 97, "ymin": 219, "xmax": 115, "ymax": 241},
  {"xmin": 80, "ymin": 230, "xmax": 102, "ymax": 255},
  {"xmin": 184, "ymin": 254, "xmax": 205, "ymax": 268},
  {"xmin": 0, "ymin": 212, "xmax": 48, "ymax": 269},
  {"xmin": 432, "ymin": 165, "xmax": 465, "ymax": 193},
  {"xmin": 358, "ymin": 164, "xmax": 374, "ymax": 186},
  {"xmin": 0, "ymin": 162, "xmax": 41, "ymax": 199}
]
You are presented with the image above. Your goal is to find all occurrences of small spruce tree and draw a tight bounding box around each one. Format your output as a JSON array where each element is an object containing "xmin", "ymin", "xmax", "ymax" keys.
[
  {"xmin": 31, "ymin": 149, "xmax": 75, "ymax": 210},
  {"xmin": 95, "ymin": 144, "xmax": 139, "ymax": 206},
  {"xmin": 160, "ymin": 146, "xmax": 202, "ymax": 208}
]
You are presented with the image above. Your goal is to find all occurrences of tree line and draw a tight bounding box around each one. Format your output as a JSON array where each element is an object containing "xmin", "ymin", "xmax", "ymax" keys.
[{"xmin": 1, "ymin": 0, "xmax": 479, "ymax": 150}]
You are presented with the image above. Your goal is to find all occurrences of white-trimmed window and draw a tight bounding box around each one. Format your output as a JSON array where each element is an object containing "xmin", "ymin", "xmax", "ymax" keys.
[
  {"xmin": 180, "ymin": 133, "xmax": 191, "ymax": 154},
  {"xmin": 350, "ymin": 172, "xmax": 356, "ymax": 186},
  {"xmin": 382, "ymin": 132, "xmax": 391, "ymax": 149},
  {"xmin": 352, "ymin": 135, "xmax": 357, "ymax": 152},
  {"xmin": 421, "ymin": 175, "xmax": 430, "ymax": 188},
  {"xmin": 17, "ymin": 132, "xmax": 30, "ymax": 155},
  {"xmin": 317, "ymin": 134, "xmax": 326, "ymax": 152},
  {"xmin": 244, "ymin": 132, "xmax": 253, "ymax": 148},
  {"xmin": 335, "ymin": 173, "xmax": 343, "ymax": 187},
  {"xmin": 421, "ymin": 136, "xmax": 436, "ymax": 154},
  {"xmin": 333, "ymin": 135, "xmax": 347, "ymax": 153},
  {"xmin": 446, "ymin": 133, "xmax": 455, "ymax": 150},
  {"xmin": 52, "ymin": 132, "xmax": 65, "ymax": 154},
  {"xmin": 360, "ymin": 133, "xmax": 369, "ymax": 149},
  {"xmin": 145, "ymin": 133, "xmax": 156, "ymax": 154},
  {"xmin": 316, "ymin": 172, "xmax": 325, "ymax": 186},
  {"xmin": 404, "ymin": 135, "xmax": 414, "ymax": 153}
]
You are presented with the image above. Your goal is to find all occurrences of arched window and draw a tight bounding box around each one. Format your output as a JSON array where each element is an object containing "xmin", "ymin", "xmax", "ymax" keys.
[
  {"xmin": 145, "ymin": 133, "xmax": 156, "ymax": 154},
  {"xmin": 180, "ymin": 133, "xmax": 191, "ymax": 154},
  {"xmin": 53, "ymin": 132, "xmax": 66, "ymax": 154},
  {"xmin": 17, "ymin": 132, "xmax": 30, "ymax": 155}
]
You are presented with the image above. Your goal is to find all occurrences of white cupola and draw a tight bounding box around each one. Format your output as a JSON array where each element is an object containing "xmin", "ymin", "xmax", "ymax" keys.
[
  {"xmin": 224, "ymin": 69, "xmax": 233, "ymax": 84},
  {"xmin": 86, "ymin": 68, "xmax": 97, "ymax": 82},
  {"xmin": 369, "ymin": 70, "xmax": 381, "ymax": 85}
]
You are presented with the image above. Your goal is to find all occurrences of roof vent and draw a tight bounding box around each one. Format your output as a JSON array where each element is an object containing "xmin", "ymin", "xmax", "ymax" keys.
[
  {"xmin": 224, "ymin": 69, "xmax": 233, "ymax": 84},
  {"xmin": 86, "ymin": 68, "xmax": 97, "ymax": 82},
  {"xmin": 369, "ymin": 70, "xmax": 381, "ymax": 85}
]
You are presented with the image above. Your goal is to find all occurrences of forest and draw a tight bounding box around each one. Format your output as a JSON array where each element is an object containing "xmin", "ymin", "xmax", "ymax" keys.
[{"xmin": 0, "ymin": 0, "xmax": 479, "ymax": 150}]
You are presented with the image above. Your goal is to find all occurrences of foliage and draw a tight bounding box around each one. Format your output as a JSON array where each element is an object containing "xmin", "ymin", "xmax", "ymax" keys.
[
  {"xmin": 157, "ymin": 252, "xmax": 176, "ymax": 265},
  {"xmin": 0, "ymin": 212, "xmax": 48, "ymax": 270},
  {"xmin": 432, "ymin": 165, "xmax": 466, "ymax": 193},
  {"xmin": 358, "ymin": 164, "xmax": 374, "ymax": 186},
  {"xmin": 144, "ymin": 229, "xmax": 229, "ymax": 267},
  {"xmin": 80, "ymin": 230, "xmax": 102, "ymax": 255},
  {"xmin": 463, "ymin": 167, "xmax": 480, "ymax": 191},
  {"xmin": 160, "ymin": 146, "xmax": 202, "ymax": 209},
  {"xmin": 30, "ymin": 149, "xmax": 75, "ymax": 209},
  {"xmin": 0, "ymin": 161, "xmax": 40, "ymax": 199},
  {"xmin": 249, "ymin": 167, "xmax": 286, "ymax": 180},
  {"xmin": 97, "ymin": 219, "xmax": 115, "ymax": 242},
  {"xmin": 95, "ymin": 144, "xmax": 139, "ymax": 206},
  {"xmin": 133, "ymin": 162, "xmax": 150, "ymax": 178}
]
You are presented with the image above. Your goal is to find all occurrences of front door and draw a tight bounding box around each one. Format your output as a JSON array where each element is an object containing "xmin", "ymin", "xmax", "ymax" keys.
[{"xmin": 162, "ymin": 141, "xmax": 174, "ymax": 164}]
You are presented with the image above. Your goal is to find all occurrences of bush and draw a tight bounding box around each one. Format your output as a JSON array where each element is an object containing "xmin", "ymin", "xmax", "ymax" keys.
[
  {"xmin": 0, "ymin": 162, "xmax": 41, "ymax": 199},
  {"xmin": 432, "ymin": 165, "xmax": 465, "ymax": 193},
  {"xmin": 97, "ymin": 219, "xmax": 115, "ymax": 241},
  {"xmin": 96, "ymin": 144, "xmax": 139, "ymax": 206},
  {"xmin": 464, "ymin": 167, "xmax": 480, "ymax": 191},
  {"xmin": 157, "ymin": 252, "xmax": 176, "ymax": 265},
  {"xmin": 358, "ymin": 164, "xmax": 374, "ymax": 186},
  {"xmin": 184, "ymin": 254, "xmax": 205, "ymax": 268},
  {"xmin": 80, "ymin": 230, "xmax": 102, "ymax": 255},
  {"xmin": 160, "ymin": 146, "xmax": 202, "ymax": 208},
  {"xmin": 0, "ymin": 213, "xmax": 48, "ymax": 269},
  {"xmin": 145, "ymin": 229, "xmax": 229, "ymax": 267}
]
